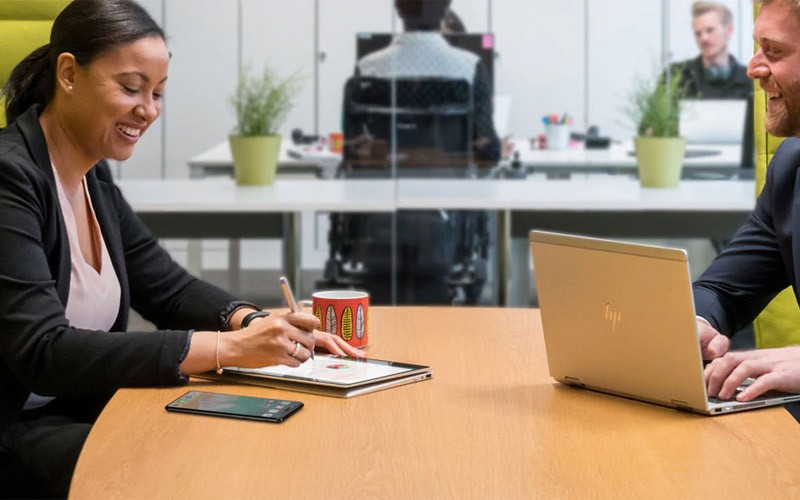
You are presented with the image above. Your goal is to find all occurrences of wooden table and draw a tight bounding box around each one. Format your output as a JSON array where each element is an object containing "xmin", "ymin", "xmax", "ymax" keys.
[{"xmin": 69, "ymin": 307, "xmax": 800, "ymax": 499}]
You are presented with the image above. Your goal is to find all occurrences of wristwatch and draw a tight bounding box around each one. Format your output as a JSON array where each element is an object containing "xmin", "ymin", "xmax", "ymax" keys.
[{"xmin": 241, "ymin": 310, "xmax": 270, "ymax": 328}]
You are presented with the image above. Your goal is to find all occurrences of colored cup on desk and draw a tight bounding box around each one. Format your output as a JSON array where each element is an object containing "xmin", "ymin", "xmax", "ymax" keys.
[
  {"xmin": 545, "ymin": 124, "xmax": 570, "ymax": 151},
  {"xmin": 329, "ymin": 132, "xmax": 344, "ymax": 153},
  {"xmin": 299, "ymin": 290, "xmax": 369, "ymax": 348}
]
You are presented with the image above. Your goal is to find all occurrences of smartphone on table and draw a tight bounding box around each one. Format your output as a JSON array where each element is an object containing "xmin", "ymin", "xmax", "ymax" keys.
[{"xmin": 165, "ymin": 390, "xmax": 303, "ymax": 423}]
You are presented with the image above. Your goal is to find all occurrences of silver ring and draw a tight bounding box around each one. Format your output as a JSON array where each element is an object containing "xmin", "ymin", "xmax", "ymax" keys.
[{"xmin": 291, "ymin": 341, "xmax": 301, "ymax": 358}]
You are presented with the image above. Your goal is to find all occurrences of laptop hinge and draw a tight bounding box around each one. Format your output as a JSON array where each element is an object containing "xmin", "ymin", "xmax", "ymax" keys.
[
  {"xmin": 671, "ymin": 399, "xmax": 692, "ymax": 411},
  {"xmin": 564, "ymin": 376, "xmax": 583, "ymax": 387}
]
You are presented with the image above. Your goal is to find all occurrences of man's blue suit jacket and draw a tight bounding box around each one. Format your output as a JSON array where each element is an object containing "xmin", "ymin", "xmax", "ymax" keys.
[{"xmin": 693, "ymin": 138, "xmax": 800, "ymax": 336}]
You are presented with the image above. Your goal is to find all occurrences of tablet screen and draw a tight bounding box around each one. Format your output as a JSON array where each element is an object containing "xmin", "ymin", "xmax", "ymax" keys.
[{"xmin": 226, "ymin": 354, "xmax": 428, "ymax": 388}]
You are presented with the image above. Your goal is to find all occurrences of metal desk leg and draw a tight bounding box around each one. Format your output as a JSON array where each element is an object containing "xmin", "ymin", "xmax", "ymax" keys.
[
  {"xmin": 229, "ymin": 239, "xmax": 241, "ymax": 295},
  {"xmin": 186, "ymin": 240, "xmax": 202, "ymax": 278},
  {"xmin": 510, "ymin": 237, "xmax": 532, "ymax": 307},
  {"xmin": 497, "ymin": 210, "xmax": 511, "ymax": 306},
  {"xmin": 283, "ymin": 213, "xmax": 301, "ymax": 297}
]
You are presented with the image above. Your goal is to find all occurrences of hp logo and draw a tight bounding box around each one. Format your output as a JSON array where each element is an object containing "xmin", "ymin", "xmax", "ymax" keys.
[{"xmin": 604, "ymin": 303, "xmax": 622, "ymax": 332}]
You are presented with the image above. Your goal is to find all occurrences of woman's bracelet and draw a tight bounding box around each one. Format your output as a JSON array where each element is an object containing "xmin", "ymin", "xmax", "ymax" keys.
[{"xmin": 215, "ymin": 331, "xmax": 223, "ymax": 375}]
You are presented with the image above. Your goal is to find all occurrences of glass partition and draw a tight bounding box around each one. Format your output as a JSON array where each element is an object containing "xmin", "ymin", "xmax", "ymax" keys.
[{"xmin": 122, "ymin": 0, "xmax": 755, "ymax": 311}]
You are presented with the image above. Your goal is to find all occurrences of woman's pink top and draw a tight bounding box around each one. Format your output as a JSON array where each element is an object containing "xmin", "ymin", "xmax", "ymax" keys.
[{"xmin": 24, "ymin": 165, "xmax": 122, "ymax": 410}]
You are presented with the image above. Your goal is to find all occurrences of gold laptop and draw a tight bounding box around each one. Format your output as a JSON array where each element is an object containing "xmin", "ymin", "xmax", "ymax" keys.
[{"xmin": 530, "ymin": 230, "xmax": 800, "ymax": 415}]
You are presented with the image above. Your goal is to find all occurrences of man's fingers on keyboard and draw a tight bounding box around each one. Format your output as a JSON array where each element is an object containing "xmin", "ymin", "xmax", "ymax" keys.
[{"xmin": 737, "ymin": 372, "xmax": 780, "ymax": 401}]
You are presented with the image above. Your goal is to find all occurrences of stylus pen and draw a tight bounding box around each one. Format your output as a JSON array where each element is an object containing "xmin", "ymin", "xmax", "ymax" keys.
[{"xmin": 279, "ymin": 276, "xmax": 313, "ymax": 360}]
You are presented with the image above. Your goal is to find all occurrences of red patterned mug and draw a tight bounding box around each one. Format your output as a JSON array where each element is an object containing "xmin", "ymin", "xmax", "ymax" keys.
[{"xmin": 300, "ymin": 290, "xmax": 369, "ymax": 348}]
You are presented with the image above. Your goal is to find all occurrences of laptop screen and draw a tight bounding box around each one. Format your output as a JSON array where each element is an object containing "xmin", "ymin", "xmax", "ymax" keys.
[{"xmin": 679, "ymin": 99, "xmax": 747, "ymax": 145}]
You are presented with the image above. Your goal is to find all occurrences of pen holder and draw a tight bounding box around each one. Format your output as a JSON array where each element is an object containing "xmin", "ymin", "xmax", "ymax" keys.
[
  {"xmin": 329, "ymin": 132, "xmax": 344, "ymax": 153},
  {"xmin": 545, "ymin": 124, "xmax": 570, "ymax": 151},
  {"xmin": 299, "ymin": 290, "xmax": 369, "ymax": 348}
]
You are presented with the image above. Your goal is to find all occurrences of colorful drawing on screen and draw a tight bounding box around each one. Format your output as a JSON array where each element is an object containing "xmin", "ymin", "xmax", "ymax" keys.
[{"xmin": 325, "ymin": 363, "xmax": 350, "ymax": 370}]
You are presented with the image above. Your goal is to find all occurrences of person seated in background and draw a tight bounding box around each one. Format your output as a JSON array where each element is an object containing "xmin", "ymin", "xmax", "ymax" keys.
[
  {"xmin": 324, "ymin": 0, "xmax": 500, "ymax": 305},
  {"xmin": 668, "ymin": 1, "xmax": 751, "ymax": 99},
  {"xmin": 354, "ymin": 0, "xmax": 509, "ymax": 163},
  {"xmin": 0, "ymin": 1, "xmax": 362, "ymax": 497},
  {"xmin": 666, "ymin": 1, "xmax": 754, "ymax": 169}
]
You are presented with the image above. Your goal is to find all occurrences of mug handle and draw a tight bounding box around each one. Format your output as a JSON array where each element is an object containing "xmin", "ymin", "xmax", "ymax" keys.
[{"xmin": 298, "ymin": 300, "xmax": 313, "ymax": 310}]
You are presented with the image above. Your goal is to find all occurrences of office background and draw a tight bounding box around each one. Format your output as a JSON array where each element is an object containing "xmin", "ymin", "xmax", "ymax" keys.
[{"xmin": 108, "ymin": 0, "xmax": 755, "ymax": 286}]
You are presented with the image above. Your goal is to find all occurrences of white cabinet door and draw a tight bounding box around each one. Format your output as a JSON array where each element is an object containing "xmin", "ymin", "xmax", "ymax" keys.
[
  {"xmin": 492, "ymin": 0, "xmax": 585, "ymax": 139},
  {"xmin": 241, "ymin": 0, "xmax": 316, "ymax": 137},
  {"xmin": 118, "ymin": 0, "xmax": 164, "ymax": 179},
  {"xmin": 317, "ymin": 0, "xmax": 393, "ymax": 136},
  {"xmin": 241, "ymin": 0, "xmax": 318, "ymax": 269},
  {"xmin": 736, "ymin": 0, "xmax": 755, "ymax": 63},
  {"xmin": 163, "ymin": 0, "xmax": 238, "ymax": 179},
  {"xmin": 587, "ymin": 0, "xmax": 661, "ymax": 141}
]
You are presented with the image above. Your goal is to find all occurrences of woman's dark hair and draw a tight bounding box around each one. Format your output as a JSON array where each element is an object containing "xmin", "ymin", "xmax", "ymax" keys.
[{"xmin": 2, "ymin": 0, "xmax": 164, "ymax": 124}]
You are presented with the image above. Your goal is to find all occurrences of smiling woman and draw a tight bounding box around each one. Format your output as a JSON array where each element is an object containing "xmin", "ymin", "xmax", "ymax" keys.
[{"xmin": 0, "ymin": 1, "xmax": 363, "ymax": 497}]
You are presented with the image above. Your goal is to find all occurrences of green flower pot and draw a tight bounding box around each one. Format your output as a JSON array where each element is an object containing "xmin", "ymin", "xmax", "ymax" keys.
[
  {"xmin": 229, "ymin": 135, "xmax": 281, "ymax": 186},
  {"xmin": 633, "ymin": 136, "xmax": 687, "ymax": 188}
]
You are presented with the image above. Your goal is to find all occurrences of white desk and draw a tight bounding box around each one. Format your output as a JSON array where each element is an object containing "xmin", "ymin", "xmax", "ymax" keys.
[
  {"xmin": 120, "ymin": 177, "xmax": 755, "ymax": 305},
  {"xmin": 118, "ymin": 179, "xmax": 395, "ymax": 292},
  {"xmin": 512, "ymin": 139, "xmax": 744, "ymax": 177},
  {"xmin": 188, "ymin": 140, "xmax": 341, "ymax": 179},
  {"xmin": 189, "ymin": 139, "xmax": 743, "ymax": 179}
]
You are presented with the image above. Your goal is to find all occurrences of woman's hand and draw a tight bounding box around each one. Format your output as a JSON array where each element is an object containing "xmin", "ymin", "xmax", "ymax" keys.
[
  {"xmin": 313, "ymin": 330, "xmax": 367, "ymax": 358},
  {"xmin": 224, "ymin": 311, "xmax": 320, "ymax": 368}
]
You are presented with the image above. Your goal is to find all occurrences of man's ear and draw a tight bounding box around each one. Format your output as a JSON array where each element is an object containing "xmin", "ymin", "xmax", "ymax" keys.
[{"xmin": 55, "ymin": 52, "xmax": 78, "ymax": 93}]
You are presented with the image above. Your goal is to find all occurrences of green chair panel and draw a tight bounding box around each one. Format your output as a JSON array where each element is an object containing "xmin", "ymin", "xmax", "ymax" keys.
[
  {"xmin": 752, "ymin": 2, "xmax": 800, "ymax": 348},
  {"xmin": 0, "ymin": 0, "xmax": 69, "ymax": 127}
]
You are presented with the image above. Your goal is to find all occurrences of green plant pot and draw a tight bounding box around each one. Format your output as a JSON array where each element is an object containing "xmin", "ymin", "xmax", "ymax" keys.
[
  {"xmin": 229, "ymin": 135, "xmax": 281, "ymax": 186},
  {"xmin": 633, "ymin": 136, "xmax": 687, "ymax": 188}
]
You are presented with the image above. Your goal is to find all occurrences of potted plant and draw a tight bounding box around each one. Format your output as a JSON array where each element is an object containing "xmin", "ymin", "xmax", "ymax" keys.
[
  {"xmin": 229, "ymin": 64, "xmax": 301, "ymax": 186},
  {"xmin": 625, "ymin": 71, "xmax": 687, "ymax": 188}
]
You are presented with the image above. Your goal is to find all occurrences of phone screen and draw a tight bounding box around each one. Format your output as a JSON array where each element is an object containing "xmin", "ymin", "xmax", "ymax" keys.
[{"xmin": 165, "ymin": 390, "xmax": 303, "ymax": 423}]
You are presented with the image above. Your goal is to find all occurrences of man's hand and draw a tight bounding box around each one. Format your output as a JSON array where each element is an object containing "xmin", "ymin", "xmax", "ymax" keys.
[
  {"xmin": 705, "ymin": 346, "xmax": 800, "ymax": 401},
  {"xmin": 697, "ymin": 318, "xmax": 729, "ymax": 360}
]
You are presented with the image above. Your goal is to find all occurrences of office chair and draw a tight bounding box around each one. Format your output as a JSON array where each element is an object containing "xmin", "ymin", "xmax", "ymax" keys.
[
  {"xmin": 339, "ymin": 76, "xmax": 476, "ymax": 175},
  {"xmin": 320, "ymin": 76, "xmax": 490, "ymax": 305},
  {"xmin": 0, "ymin": 0, "xmax": 69, "ymax": 488},
  {"xmin": 0, "ymin": 0, "xmax": 69, "ymax": 127}
]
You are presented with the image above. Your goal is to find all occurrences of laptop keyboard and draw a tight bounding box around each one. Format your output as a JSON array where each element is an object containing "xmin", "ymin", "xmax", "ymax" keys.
[{"xmin": 708, "ymin": 388, "xmax": 794, "ymax": 405}]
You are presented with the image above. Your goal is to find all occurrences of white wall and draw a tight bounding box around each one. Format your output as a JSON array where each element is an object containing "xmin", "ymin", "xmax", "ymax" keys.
[
  {"xmin": 494, "ymin": 0, "xmax": 586, "ymax": 140},
  {"xmin": 587, "ymin": 0, "xmax": 662, "ymax": 140},
  {"xmin": 241, "ymin": 0, "xmax": 316, "ymax": 138}
]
